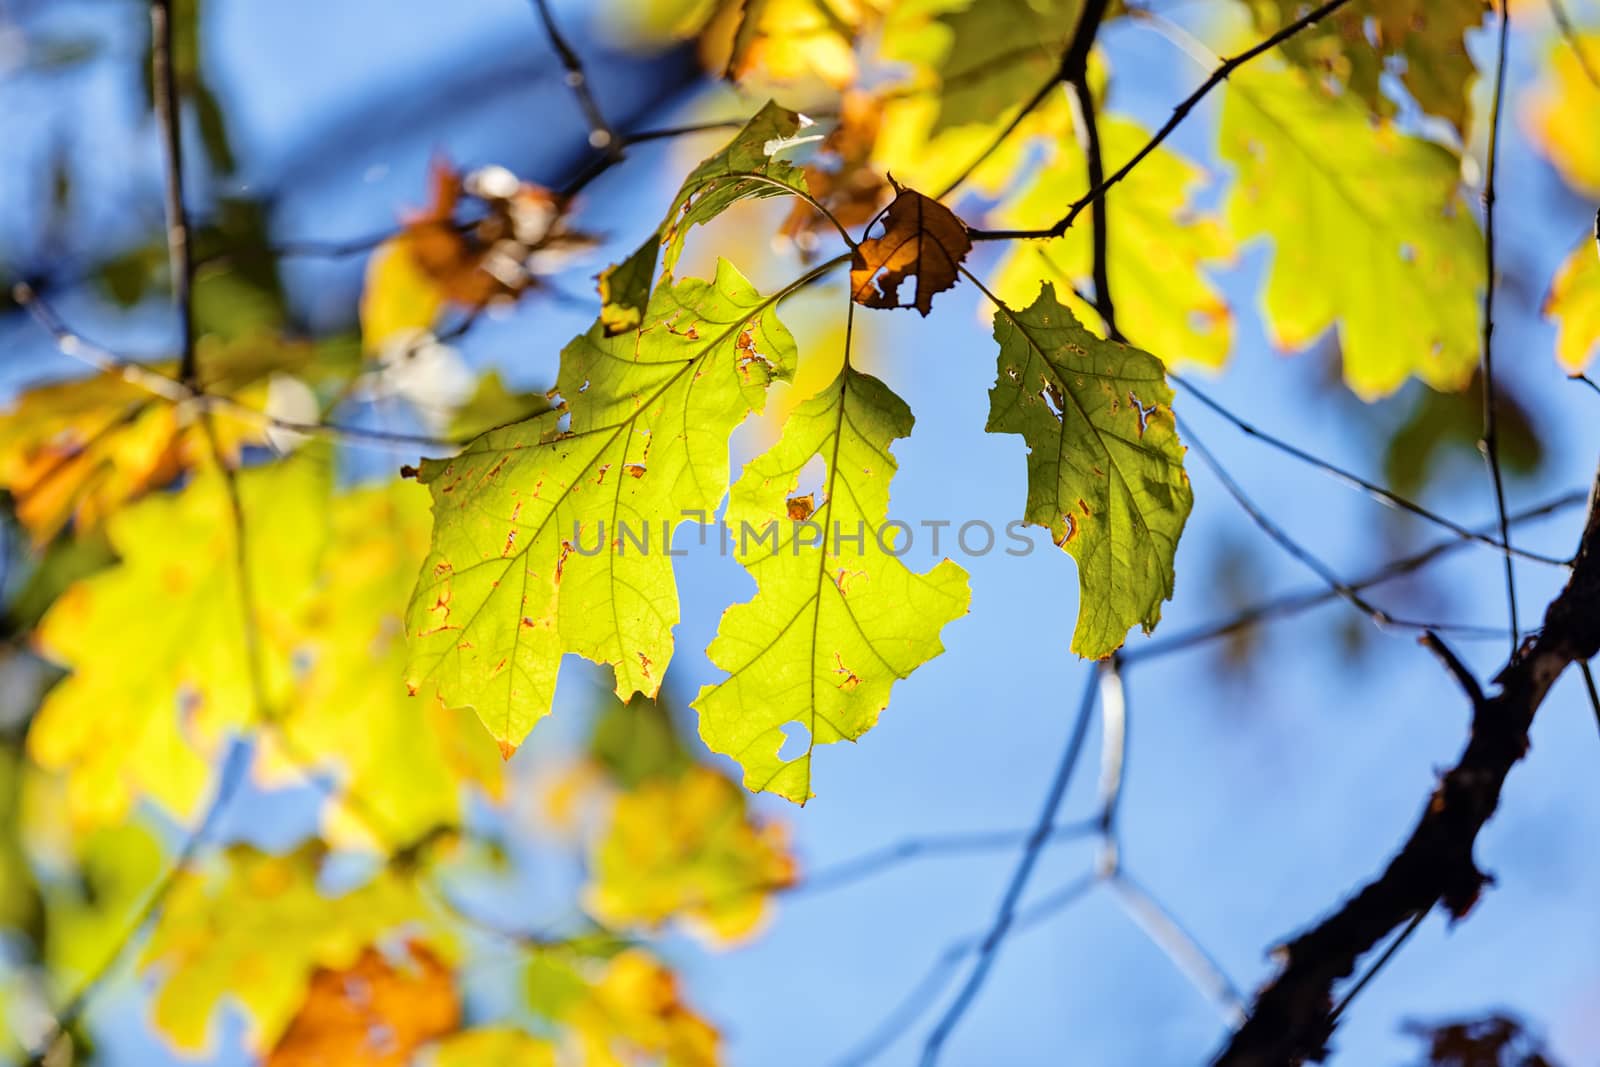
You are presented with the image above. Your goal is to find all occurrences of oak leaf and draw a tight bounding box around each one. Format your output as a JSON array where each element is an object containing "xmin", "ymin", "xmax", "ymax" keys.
[
  {"xmin": 849, "ymin": 181, "xmax": 972, "ymax": 315},
  {"xmin": 987, "ymin": 283, "xmax": 1191, "ymax": 659},
  {"xmin": 1544, "ymin": 233, "xmax": 1600, "ymax": 372},
  {"xmin": 693, "ymin": 368, "xmax": 970, "ymax": 801}
]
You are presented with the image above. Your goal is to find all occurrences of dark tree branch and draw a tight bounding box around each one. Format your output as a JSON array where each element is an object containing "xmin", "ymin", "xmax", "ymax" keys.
[
  {"xmin": 1215, "ymin": 459, "xmax": 1600, "ymax": 1066},
  {"xmin": 1547, "ymin": 0, "xmax": 1600, "ymax": 88}
]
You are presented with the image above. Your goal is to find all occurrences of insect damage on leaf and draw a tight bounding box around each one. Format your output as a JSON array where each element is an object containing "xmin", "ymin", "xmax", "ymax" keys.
[
  {"xmin": 850, "ymin": 180, "xmax": 972, "ymax": 316},
  {"xmin": 694, "ymin": 368, "xmax": 970, "ymax": 803},
  {"xmin": 406, "ymin": 261, "xmax": 798, "ymax": 755},
  {"xmin": 987, "ymin": 283, "xmax": 1191, "ymax": 660}
]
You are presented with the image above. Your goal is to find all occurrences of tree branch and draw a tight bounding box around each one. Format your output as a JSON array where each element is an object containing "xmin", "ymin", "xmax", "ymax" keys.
[{"xmin": 1214, "ymin": 458, "xmax": 1600, "ymax": 1066}]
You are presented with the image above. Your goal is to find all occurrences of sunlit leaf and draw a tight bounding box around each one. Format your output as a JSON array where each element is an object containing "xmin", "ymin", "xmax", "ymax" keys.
[
  {"xmin": 989, "ymin": 114, "xmax": 1234, "ymax": 368},
  {"xmin": 407, "ymin": 261, "xmax": 798, "ymax": 754},
  {"xmin": 266, "ymin": 482, "xmax": 506, "ymax": 849},
  {"xmin": 140, "ymin": 843, "xmax": 446, "ymax": 1055},
  {"xmin": 1527, "ymin": 33, "xmax": 1600, "ymax": 198},
  {"xmin": 850, "ymin": 181, "xmax": 972, "ymax": 315},
  {"xmin": 1543, "ymin": 233, "xmax": 1600, "ymax": 372},
  {"xmin": 266, "ymin": 942, "xmax": 458, "ymax": 1067},
  {"xmin": 779, "ymin": 90, "xmax": 890, "ymax": 256},
  {"xmin": 29, "ymin": 459, "xmax": 328, "ymax": 829},
  {"xmin": 585, "ymin": 765, "xmax": 795, "ymax": 943},
  {"xmin": 427, "ymin": 1028, "xmax": 557, "ymax": 1067},
  {"xmin": 694, "ymin": 368, "xmax": 970, "ymax": 802},
  {"xmin": 525, "ymin": 947, "xmax": 720, "ymax": 1067},
  {"xmin": 987, "ymin": 282, "xmax": 1190, "ymax": 658},
  {"xmin": 1220, "ymin": 69, "xmax": 1483, "ymax": 398}
]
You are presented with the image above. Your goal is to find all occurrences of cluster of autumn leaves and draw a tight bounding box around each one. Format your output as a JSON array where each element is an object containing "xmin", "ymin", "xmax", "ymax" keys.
[{"xmin": 3, "ymin": 0, "xmax": 1600, "ymax": 1062}]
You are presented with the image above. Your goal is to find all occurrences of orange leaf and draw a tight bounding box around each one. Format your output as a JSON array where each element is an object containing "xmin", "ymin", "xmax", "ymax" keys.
[
  {"xmin": 265, "ymin": 942, "xmax": 459, "ymax": 1067},
  {"xmin": 849, "ymin": 181, "xmax": 971, "ymax": 316}
]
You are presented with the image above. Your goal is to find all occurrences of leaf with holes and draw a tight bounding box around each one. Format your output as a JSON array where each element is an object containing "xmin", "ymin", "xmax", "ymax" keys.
[
  {"xmin": 850, "ymin": 181, "xmax": 972, "ymax": 315},
  {"xmin": 1221, "ymin": 68, "xmax": 1483, "ymax": 398},
  {"xmin": 694, "ymin": 368, "xmax": 970, "ymax": 802},
  {"xmin": 988, "ymin": 282, "xmax": 1191, "ymax": 659},
  {"xmin": 597, "ymin": 101, "xmax": 812, "ymax": 334},
  {"xmin": 407, "ymin": 260, "xmax": 798, "ymax": 755}
]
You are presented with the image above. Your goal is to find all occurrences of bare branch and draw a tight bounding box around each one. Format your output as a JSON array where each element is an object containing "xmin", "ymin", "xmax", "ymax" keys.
[
  {"xmin": 1420, "ymin": 631, "xmax": 1486, "ymax": 709},
  {"xmin": 1215, "ymin": 459, "xmax": 1600, "ymax": 1066}
]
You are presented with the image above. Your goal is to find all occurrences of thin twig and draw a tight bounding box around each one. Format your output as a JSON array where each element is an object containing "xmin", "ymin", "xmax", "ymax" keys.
[
  {"xmin": 1171, "ymin": 373, "xmax": 1568, "ymax": 566},
  {"xmin": 1579, "ymin": 660, "xmax": 1600, "ymax": 739},
  {"xmin": 1125, "ymin": 491, "xmax": 1586, "ymax": 664},
  {"xmin": 1325, "ymin": 907, "xmax": 1429, "ymax": 1027},
  {"xmin": 969, "ymin": 0, "xmax": 1355, "ymax": 242},
  {"xmin": 13, "ymin": 283, "xmax": 473, "ymax": 450},
  {"xmin": 1481, "ymin": 0, "xmax": 1519, "ymax": 657},
  {"xmin": 530, "ymin": 0, "xmax": 619, "ymax": 157},
  {"xmin": 1571, "ymin": 372, "xmax": 1600, "ymax": 398},
  {"xmin": 918, "ymin": 668, "xmax": 1101, "ymax": 1065},
  {"xmin": 150, "ymin": 0, "xmax": 196, "ymax": 385},
  {"xmin": 1217, "ymin": 461, "xmax": 1600, "ymax": 1065},
  {"xmin": 1420, "ymin": 631, "xmax": 1486, "ymax": 709}
]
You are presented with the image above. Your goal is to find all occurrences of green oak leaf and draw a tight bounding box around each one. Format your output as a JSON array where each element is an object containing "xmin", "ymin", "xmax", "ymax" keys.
[
  {"xmin": 694, "ymin": 368, "xmax": 970, "ymax": 803},
  {"xmin": 1221, "ymin": 68, "xmax": 1483, "ymax": 398},
  {"xmin": 988, "ymin": 282, "xmax": 1191, "ymax": 659},
  {"xmin": 597, "ymin": 100, "xmax": 812, "ymax": 333},
  {"xmin": 407, "ymin": 260, "xmax": 798, "ymax": 754}
]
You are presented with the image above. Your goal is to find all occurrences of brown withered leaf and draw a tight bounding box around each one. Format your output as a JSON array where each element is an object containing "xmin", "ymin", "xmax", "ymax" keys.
[
  {"xmin": 399, "ymin": 159, "xmax": 596, "ymax": 311},
  {"xmin": 265, "ymin": 942, "xmax": 459, "ymax": 1067},
  {"xmin": 849, "ymin": 180, "xmax": 971, "ymax": 316}
]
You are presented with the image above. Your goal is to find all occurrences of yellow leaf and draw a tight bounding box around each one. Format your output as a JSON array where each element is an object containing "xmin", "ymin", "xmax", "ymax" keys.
[
  {"xmin": 1544, "ymin": 234, "xmax": 1600, "ymax": 372},
  {"xmin": 427, "ymin": 1028, "xmax": 557, "ymax": 1067},
  {"xmin": 0, "ymin": 334, "xmax": 309, "ymax": 543},
  {"xmin": 266, "ymin": 943, "xmax": 458, "ymax": 1067},
  {"xmin": 532, "ymin": 948, "xmax": 720, "ymax": 1067},
  {"xmin": 1526, "ymin": 33, "xmax": 1600, "ymax": 198},
  {"xmin": 28, "ymin": 459, "xmax": 328, "ymax": 830},
  {"xmin": 1221, "ymin": 68, "xmax": 1483, "ymax": 398},
  {"xmin": 140, "ymin": 843, "xmax": 448, "ymax": 1055},
  {"xmin": 584, "ymin": 766, "xmax": 796, "ymax": 944},
  {"xmin": 261, "ymin": 481, "xmax": 506, "ymax": 850},
  {"xmin": 362, "ymin": 235, "xmax": 445, "ymax": 353}
]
